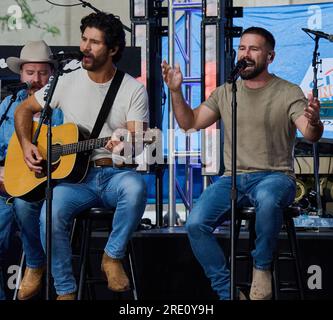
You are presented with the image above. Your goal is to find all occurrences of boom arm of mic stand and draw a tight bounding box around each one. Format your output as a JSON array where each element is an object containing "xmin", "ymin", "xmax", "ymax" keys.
[
  {"xmin": 77, "ymin": 0, "xmax": 131, "ymax": 33},
  {"xmin": 0, "ymin": 93, "xmax": 17, "ymax": 128},
  {"xmin": 78, "ymin": 0, "xmax": 101, "ymax": 13},
  {"xmin": 31, "ymin": 72, "xmax": 61, "ymax": 145}
]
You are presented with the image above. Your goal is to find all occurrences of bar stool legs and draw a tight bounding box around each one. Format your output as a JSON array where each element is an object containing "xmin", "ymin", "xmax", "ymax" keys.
[
  {"xmin": 235, "ymin": 207, "xmax": 305, "ymax": 300},
  {"xmin": 74, "ymin": 208, "xmax": 138, "ymax": 300}
]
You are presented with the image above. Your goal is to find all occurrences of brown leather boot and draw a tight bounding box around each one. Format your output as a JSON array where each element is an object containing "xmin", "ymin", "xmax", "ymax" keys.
[
  {"xmin": 250, "ymin": 267, "xmax": 272, "ymax": 300},
  {"xmin": 101, "ymin": 253, "xmax": 130, "ymax": 292},
  {"xmin": 56, "ymin": 292, "xmax": 76, "ymax": 300},
  {"xmin": 17, "ymin": 266, "xmax": 45, "ymax": 300}
]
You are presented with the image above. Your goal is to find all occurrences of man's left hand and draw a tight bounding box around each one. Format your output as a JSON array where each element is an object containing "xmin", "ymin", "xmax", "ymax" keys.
[
  {"xmin": 304, "ymin": 93, "xmax": 321, "ymax": 126},
  {"xmin": 105, "ymin": 140, "xmax": 124, "ymax": 153}
]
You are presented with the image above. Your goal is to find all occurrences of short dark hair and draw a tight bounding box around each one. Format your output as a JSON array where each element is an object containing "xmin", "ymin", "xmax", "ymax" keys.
[
  {"xmin": 80, "ymin": 12, "xmax": 126, "ymax": 63},
  {"xmin": 241, "ymin": 27, "xmax": 275, "ymax": 50}
]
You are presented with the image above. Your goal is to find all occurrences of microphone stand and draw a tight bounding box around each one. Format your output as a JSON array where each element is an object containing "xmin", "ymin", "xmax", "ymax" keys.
[
  {"xmin": 31, "ymin": 59, "xmax": 67, "ymax": 300},
  {"xmin": 78, "ymin": 0, "xmax": 101, "ymax": 13},
  {"xmin": 0, "ymin": 92, "xmax": 17, "ymax": 128},
  {"xmin": 309, "ymin": 35, "xmax": 323, "ymax": 216},
  {"xmin": 229, "ymin": 76, "xmax": 238, "ymax": 300},
  {"xmin": 77, "ymin": 0, "xmax": 131, "ymax": 33}
]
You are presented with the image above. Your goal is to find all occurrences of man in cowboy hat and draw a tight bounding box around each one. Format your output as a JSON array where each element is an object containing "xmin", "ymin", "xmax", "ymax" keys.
[{"xmin": 0, "ymin": 40, "xmax": 63, "ymax": 300}]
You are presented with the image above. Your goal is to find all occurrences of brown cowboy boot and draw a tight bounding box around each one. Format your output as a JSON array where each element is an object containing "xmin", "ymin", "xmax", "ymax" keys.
[
  {"xmin": 17, "ymin": 266, "xmax": 45, "ymax": 300},
  {"xmin": 56, "ymin": 292, "xmax": 76, "ymax": 300},
  {"xmin": 250, "ymin": 267, "xmax": 272, "ymax": 300},
  {"xmin": 101, "ymin": 253, "xmax": 130, "ymax": 292}
]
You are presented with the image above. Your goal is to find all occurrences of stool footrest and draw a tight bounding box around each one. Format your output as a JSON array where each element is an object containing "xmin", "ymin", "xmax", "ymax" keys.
[
  {"xmin": 279, "ymin": 287, "xmax": 299, "ymax": 292},
  {"xmin": 85, "ymin": 278, "xmax": 106, "ymax": 284},
  {"xmin": 277, "ymin": 254, "xmax": 295, "ymax": 261},
  {"xmin": 235, "ymin": 254, "xmax": 251, "ymax": 260},
  {"xmin": 236, "ymin": 282, "xmax": 251, "ymax": 288}
]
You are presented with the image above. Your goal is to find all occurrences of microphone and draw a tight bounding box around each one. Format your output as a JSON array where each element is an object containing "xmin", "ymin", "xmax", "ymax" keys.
[
  {"xmin": 50, "ymin": 51, "xmax": 84, "ymax": 61},
  {"xmin": 6, "ymin": 81, "xmax": 32, "ymax": 92},
  {"xmin": 227, "ymin": 59, "xmax": 248, "ymax": 83},
  {"xmin": 302, "ymin": 28, "xmax": 333, "ymax": 42}
]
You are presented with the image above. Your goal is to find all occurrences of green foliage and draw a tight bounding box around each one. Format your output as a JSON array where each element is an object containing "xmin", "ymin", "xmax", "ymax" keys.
[{"xmin": 0, "ymin": 0, "xmax": 61, "ymax": 37}]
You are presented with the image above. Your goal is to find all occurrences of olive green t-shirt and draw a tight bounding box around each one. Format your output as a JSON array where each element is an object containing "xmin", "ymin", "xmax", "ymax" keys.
[{"xmin": 203, "ymin": 75, "xmax": 306, "ymax": 175}]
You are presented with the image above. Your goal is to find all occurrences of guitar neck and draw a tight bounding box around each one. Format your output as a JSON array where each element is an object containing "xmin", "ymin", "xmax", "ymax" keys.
[
  {"xmin": 54, "ymin": 131, "xmax": 153, "ymax": 157},
  {"xmin": 60, "ymin": 136, "xmax": 111, "ymax": 155}
]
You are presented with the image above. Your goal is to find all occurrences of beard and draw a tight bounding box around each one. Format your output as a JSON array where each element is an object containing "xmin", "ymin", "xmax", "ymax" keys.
[
  {"xmin": 28, "ymin": 82, "xmax": 44, "ymax": 95},
  {"xmin": 240, "ymin": 59, "xmax": 266, "ymax": 80},
  {"xmin": 82, "ymin": 51, "xmax": 109, "ymax": 71}
]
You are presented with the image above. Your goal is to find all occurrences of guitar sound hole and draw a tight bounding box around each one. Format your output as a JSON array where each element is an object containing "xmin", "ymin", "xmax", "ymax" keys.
[
  {"xmin": 35, "ymin": 159, "xmax": 61, "ymax": 179},
  {"xmin": 52, "ymin": 143, "xmax": 62, "ymax": 162}
]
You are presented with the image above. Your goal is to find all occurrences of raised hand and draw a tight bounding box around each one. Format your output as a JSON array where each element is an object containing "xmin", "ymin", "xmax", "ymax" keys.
[{"xmin": 161, "ymin": 60, "xmax": 183, "ymax": 92}]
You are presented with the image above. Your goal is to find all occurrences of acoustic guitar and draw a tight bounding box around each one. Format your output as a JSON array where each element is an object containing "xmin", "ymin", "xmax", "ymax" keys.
[{"xmin": 4, "ymin": 122, "xmax": 154, "ymax": 202}]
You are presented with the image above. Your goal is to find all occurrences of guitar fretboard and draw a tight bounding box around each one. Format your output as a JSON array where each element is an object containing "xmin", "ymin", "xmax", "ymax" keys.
[{"xmin": 60, "ymin": 137, "xmax": 111, "ymax": 155}]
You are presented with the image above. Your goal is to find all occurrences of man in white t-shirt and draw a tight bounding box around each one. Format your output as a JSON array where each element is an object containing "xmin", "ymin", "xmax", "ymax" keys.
[{"xmin": 14, "ymin": 12, "xmax": 149, "ymax": 300}]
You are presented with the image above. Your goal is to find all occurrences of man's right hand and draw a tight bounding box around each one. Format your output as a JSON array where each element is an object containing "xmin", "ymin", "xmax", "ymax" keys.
[
  {"xmin": 22, "ymin": 142, "xmax": 43, "ymax": 173},
  {"xmin": 0, "ymin": 166, "xmax": 7, "ymax": 196},
  {"xmin": 161, "ymin": 60, "xmax": 183, "ymax": 92}
]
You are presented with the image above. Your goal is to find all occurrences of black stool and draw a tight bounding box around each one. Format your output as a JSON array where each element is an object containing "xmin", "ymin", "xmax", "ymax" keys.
[
  {"xmin": 234, "ymin": 206, "xmax": 305, "ymax": 300},
  {"xmin": 72, "ymin": 207, "xmax": 137, "ymax": 300}
]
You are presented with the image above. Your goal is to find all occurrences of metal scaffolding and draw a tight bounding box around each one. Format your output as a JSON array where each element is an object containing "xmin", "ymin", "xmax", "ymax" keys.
[
  {"xmin": 166, "ymin": 0, "xmax": 242, "ymax": 226},
  {"xmin": 167, "ymin": 0, "xmax": 203, "ymax": 226}
]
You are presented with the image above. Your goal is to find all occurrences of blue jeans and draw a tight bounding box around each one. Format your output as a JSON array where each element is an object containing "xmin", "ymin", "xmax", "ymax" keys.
[
  {"xmin": 14, "ymin": 199, "xmax": 45, "ymax": 268},
  {"xmin": 0, "ymin": 196, "xmax": 15, "ymax": 300},
  {"xmin": 16, "ymin": 167, "xmax": 147, "ymax": 296},
  {"xmin": 0, "ymin": 197, "xmax": 15, "ymax": 259},
  {"xmin": 185, "ymin": 171, "xmax": 296, "ymax": 300}
]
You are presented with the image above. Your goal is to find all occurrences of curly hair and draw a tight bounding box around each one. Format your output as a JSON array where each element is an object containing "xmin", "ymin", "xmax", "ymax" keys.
[{"xmin": 80, "ymin": 12, "xmax": 126, "ymax": 63}]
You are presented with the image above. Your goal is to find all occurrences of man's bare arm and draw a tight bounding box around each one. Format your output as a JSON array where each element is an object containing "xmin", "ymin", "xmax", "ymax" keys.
[
  {"xmin": 162, "ymin": 60, "xmax": 219, "ymax": 131},
  {"xmin": 14, "ymin": 94, "xmax": 44, "ymax": 172}
]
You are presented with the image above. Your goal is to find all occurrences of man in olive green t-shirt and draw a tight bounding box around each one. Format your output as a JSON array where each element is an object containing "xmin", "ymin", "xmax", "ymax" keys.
[{"xmin": 162, "ymin": 26, "xmax": 323, "ymax": 300}]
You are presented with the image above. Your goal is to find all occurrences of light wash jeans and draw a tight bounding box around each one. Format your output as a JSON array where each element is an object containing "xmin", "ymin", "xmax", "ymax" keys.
[
  {"xmin": 185, "ymin": 171, "xmax": 296, "ymax": 300},
  {"xmin": 14, "ymin": 166, "xmax": 147, "ymax": 296},
  {"xmin": 0, "ymin": 196, "xmax": 15, "ymax": 300}
]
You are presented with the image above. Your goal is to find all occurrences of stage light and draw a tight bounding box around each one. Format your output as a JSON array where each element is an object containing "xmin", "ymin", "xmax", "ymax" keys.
[
  {"xmin": 130, "ymin": 0, "xmax": 166, "ymax": 20},
  {"xmin": 203, "ymin": 0, "xmax": 219, "ymax": 18},
  {"xmin": 132, "ymin": 22, "xmax": 147, "ymax": 86},
  {"xmin": 130, "ymin": 0, "xmax": 148, "ymax": 19},
  {"xmin": 201, "ymin": 18, "xmax": 225, "ymax": 176}
]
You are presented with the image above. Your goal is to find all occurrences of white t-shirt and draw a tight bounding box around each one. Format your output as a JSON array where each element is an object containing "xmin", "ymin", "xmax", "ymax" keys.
[{"xmin": 35, "ymin": 65, "xmax": 149, "ymax": 161}]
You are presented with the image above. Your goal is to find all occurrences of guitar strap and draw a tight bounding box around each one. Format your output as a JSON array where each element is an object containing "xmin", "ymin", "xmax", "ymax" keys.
[{"xmin": 89, "ymin": 69, "xmax": 125, "ymax": 139}]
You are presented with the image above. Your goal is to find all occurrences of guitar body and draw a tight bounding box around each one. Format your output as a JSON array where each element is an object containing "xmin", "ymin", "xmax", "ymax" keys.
[{"xmin": 4, "ymin": 122, "xmax": 90, "ymax": 202}]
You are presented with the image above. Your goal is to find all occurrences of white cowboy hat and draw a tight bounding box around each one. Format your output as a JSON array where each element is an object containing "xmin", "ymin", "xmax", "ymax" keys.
[{"xmin": 6, "ymin": 40, "xmax": 56, "ymax": 74}]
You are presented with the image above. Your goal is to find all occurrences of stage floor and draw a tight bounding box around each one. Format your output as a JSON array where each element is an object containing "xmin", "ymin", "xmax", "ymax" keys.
[
  {"xmin": 3, "ymin": 218, "xmax": 333, "ymax": 300},
  {"xmin": 131, "ymin": 223, "xmax": 333, "ymax": 300}
]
